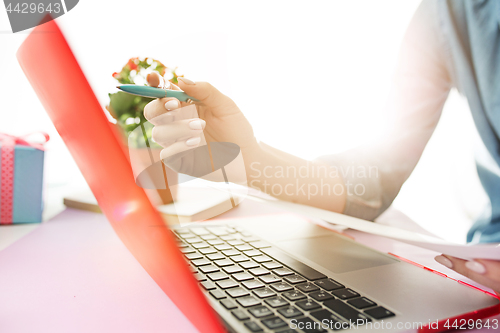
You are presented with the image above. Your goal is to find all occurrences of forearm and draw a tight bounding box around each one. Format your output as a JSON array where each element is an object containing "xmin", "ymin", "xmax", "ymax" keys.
[{"xmin": 241, "ymin": 142, "xmax": 346, "ymax": 213}]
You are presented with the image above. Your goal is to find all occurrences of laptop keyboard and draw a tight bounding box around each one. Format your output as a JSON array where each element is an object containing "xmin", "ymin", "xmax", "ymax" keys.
[{"xmin": 174, "ymin": 225, "xmax": 395, "ymax": 332}]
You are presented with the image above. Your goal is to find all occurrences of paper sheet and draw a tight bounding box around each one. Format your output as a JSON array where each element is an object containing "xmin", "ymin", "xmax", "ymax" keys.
[
  {"xmin": 243, "ymin": 194, "xmax": 500, "ymax": 260},
  {"xmin": 202, "ymin": 180, "xmax": 500, "ymax": 260}
]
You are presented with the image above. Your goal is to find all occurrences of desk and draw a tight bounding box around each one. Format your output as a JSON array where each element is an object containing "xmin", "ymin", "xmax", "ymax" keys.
[{"xmin": 1, "ymin": 198, "xmax": 499, "ymax": 333}]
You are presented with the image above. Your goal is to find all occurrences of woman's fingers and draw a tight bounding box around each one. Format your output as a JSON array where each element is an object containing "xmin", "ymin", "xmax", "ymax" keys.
[
  {"xmin": 435, "ymin": 255, "xmax": 500, "ymax": 294},
  {"xmin": 152, "ymin": 118, "xmax": 206, "ymax": 145},
  {"xmin": 159, "ymin": 137, "xmax": 203, "ymax": 161},
  {"xmin": 144, "ymin": 97, "xmax": 180, "ymax": 124},
  {"xmin": 147, "ymin": 71, "xmax": 164, "ymax": 88},
  {"xmin": 177, "ymin": 78, "xmax": 239, "ymax": 116}
]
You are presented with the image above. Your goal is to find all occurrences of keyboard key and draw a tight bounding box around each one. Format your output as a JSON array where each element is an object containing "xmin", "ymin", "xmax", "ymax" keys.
[
  {"xmin": 259, "ymin": 274, "xmax": 281, "ymax": 284},
  {"xmin": 190, "ymin": 228, "xmax": 210, "ymax": 235},
  {"xmin": 292, "ymin": 317, "xmax": 327, "ymax": 333},
  {"xmin": 198, "ymin": 247, "xmax": 217, "ymax": 255},
  {"xmin": 310, "ymin": 290, "xmax": 334, "ymax": 302},
  {"xmin": 206, "ymin": 253, "xmax": 225, "ymax": 261},
  {"xmin": 208, "ymin": 272, "xmax": 229, "ymax": 281},
  {"xmin": 253, "ymin": 255, "xmax": 272, "ymax": 263},
  {"xmin": 215, "ymin": 244, "xmax": 232, "ymax": 251},
  {"xmin": 207, "ymin": 227, "xmax": 230, "ymax": 236},
  {"xmin": 220, "ymin": 235, "xmax": 236, "ymax": 241},
  {"xmin": 237, "ymin": 296, "xmax": 261, "ymax": 307},
  {"xmin": 174, "ymin": 228, "xmax": 191, "ymax": 235},
  {"xmin": 243, "ymin": 250, "xmax": 262, "ymax": 257},
  {"xmin": 314, "ymin": 279, "xmax": 344, "ymax": 291},
  {"xmin": 220, "ymin": 299, "xmax": 237, "ymax": 309},
  {"xmin": 278, "ymin": 306, "xmax": 303, "ymax": 318},
  {"xmin": 207, "ymin": 239, "xmax": 225, "ymax": 246},
  {"xmin": 240, "ymin": 261, "xmax": 259, "ymax": 269},
  {"xmin": 261, "ymin": 248, "xmax": 327, "ymax": 281},
  {"xmin": 231, "ymin": 309, "xmax": 249, "ymax": 321},
  {"xmin": 284, "ymin": 275, "xmax": 306, "ymax": 284},
  {"xmin": 189, "ymin": 265, "xmax": 197, "ymax": 273},
  {"xmin": 242, "ymin": 280, "xmax": 265, "ymax": 290},
  {"xmin": 199, "ymin": 265, "xmax": 219, "ymax": 274},
  {"xmin": 273, "ymin": 268, "xmax": 294, "ymax": 276},
  {"xmin": 192, "ymin": 242, "xmax": 210, "ymax": 249},
  {"xmin": 347, "ymin": 297, "xmax": 377, "ymax": 309},
  {"xmin": 249, "ymin": 267, "xmax": 270, "ymax": 276},
  {"xmin": 231, "ymin": 255, "xmax": 249, "ymax": 263},
  {"xmin": 264, "ymin": 296, "xmax": 289, "ymax": 308},
  {"xmin": 226, "ymin": 287, "xmax": 249, "ymax": 298},
  {"xmin": 310, "ymin": 309, "xmax": 343, "ymax": 327},
  {"xmin": 324, "ymin": 299, "xmax": 371, "ymax": 324},
  {"xmin": 243, "ymin": 321, "xmax": 263, "ymax": 332},
  {"xmin": 200, "ymin": 281, "xmax": 216, "ymax": 290},
  {"xmin": 270, "ymin": 282, "xmax": 293, "ymax": 292},
  {"xmin": 261, "ymin": 317, "xmax": 287, "ymax": 329},
  {"xmin": 180, "ymin": 247, "xmax": 195, "ymax": 254},
  {"xmin": 280, "ymin": 328, "xmax": 300, "ymax": 332},
  {"xmin": 222, "ymin": 249, "xmax": 241, "ymax": 257},
  {"xmin": 253, "ymin": 288, "xmax": 276, "ymax": 298},
  {"xmin": 209, "ymin": 289, "xmax": 226, "ymax": 299},
  {"xmin": 200, "ymin": 234, "xmax": 217, "ymax": 240},
  {"xmin": 194, "ymin": 273, "xmax": 206, "ymax": 281},
  {"xmin": 331, "ymin": 288, "xmax": 359, "ymax": 300},
  {"xmin": 223, "ymin": 265, "xmax": 243, "ymax": 274},
  {"xmin": 242, "ymin": 236, "xmax": 260, "ymax": 242},
  {"xmin": 179, "ymin": 233, "xmax": 197, "ymax": 239},
  {"xmin": 250, "ymin": 241, "xmax": 272, "ymax": 249},
  {"xmin": 216, "ymin": 279, "xmax": 239, "ymax": 289},
  {"xmin": 191, "ymin": 258, "xmax": 211, "ymax": 266},
  {"xmin": 214, "ymin": 259, "xmax": 234, "ymax": 267},
  {"xmin": 296, "ymin": 283, "xmax": 320, "ymax": 293},
  {"xmin": 248, "ymin": 305, "xmax": 273, "ymax": 318},
  {"xmin": 227, "ymin": 239, "xmax": 245, "ymax": 246},
  {"xmin": 185, "ymin": 237, "xmax": 203, "ymax": 244},
  {"xmin": 296, "ymin": 299, "xmax": 321, "ymax": 311},
  {"xmin": 185, "ymin": 252, "xmax": 203, "ymax": 260},
  {"xmin": 232, "ymin": 272, "xmax": 253, "ymax": 281},
  {"xmin": 282, "ymin": 290, "xmax": 307, "ymax": 301},
  {"xmin": 262, "ymin": 261, "xmax": 282, "ymax": 269},
  {"xmin": 364, "ymin": 306, "xmax": 395, "ymax": 319},
  {"xmin": 235, "ymin": 244, "xmax": 253, "ymax": 251}
]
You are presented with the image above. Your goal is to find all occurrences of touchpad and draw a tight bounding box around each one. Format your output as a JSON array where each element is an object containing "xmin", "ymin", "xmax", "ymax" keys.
[{"xmin": 276, "ymin": 235, "xmax": 397, "ymax": 274}]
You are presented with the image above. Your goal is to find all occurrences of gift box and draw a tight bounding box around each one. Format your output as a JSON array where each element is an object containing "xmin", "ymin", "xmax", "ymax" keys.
[{"xmin": 0, "ymin": 133, "xmax": 48, "ymax": 224}]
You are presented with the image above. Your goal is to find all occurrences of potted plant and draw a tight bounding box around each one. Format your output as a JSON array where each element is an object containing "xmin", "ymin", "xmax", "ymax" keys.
[{"xmin": 107, "ymin": 57, "xmax": 182, "ymax": 205}]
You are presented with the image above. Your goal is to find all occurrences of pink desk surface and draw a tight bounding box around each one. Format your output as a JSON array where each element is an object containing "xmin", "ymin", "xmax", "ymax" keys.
[
  {"xmin": 0, "ymin": 209, "xmax": 198, "ymax": 333},
  {"xmin": 1, "ymin": 199, "xmax": 499, "ymax": 333}
]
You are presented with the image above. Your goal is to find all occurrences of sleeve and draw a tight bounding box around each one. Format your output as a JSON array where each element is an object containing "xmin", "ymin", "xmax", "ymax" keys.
[{"xmin": 317, "ymin": 0, "xmax": 452, "ymax": 220}]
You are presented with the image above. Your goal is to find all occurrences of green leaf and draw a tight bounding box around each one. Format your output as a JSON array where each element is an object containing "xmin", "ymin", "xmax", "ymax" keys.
[{"xmin": 109, "ymin": 91, "xmax": 137, "ymax": 118}]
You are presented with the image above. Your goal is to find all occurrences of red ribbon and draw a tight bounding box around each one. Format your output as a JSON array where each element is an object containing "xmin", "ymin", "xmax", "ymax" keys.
[{"xmin": 0, "ymin": 132, "xmax": 50, "ymax": 224}]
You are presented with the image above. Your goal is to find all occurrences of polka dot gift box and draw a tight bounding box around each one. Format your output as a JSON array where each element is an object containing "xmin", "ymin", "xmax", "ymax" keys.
[{"xmin": 0, "ymin": 133, "xmax": 48, "ymax": 224}]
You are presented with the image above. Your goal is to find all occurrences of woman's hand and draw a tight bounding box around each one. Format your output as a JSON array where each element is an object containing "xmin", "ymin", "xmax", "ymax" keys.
[
  {"xmin": 435, "ymin": 255, "xmax": 500, "ymax": 296},
  {"xmin": 144, "ymin": 72, "xmax": 257, "ymax": 166}
]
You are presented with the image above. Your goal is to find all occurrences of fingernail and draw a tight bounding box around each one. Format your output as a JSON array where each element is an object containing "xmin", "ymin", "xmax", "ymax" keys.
[
  {"xmin": 164, "ymin": 100, "xmax": 179, "ymax": 111},
  {"xmin": 186, "ymin": 137, "xmax": 201, "ymax": 146},
  {"xmin": 465, "ymin": 260, "xmax": 486, "ymax": 274},
  {"xmin": 434, "ymin": 255, "xmax": 453, "ymax": 268},
  {"xmin": 178, "ymin": 77, "xmax": 195, "ymax": 85},
  {"xmin": 189, "ymin": 119, "xmax": 206, "ymax": 130}
]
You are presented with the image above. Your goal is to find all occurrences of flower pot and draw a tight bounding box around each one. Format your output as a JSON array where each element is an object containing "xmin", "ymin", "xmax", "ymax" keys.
[{"xmin": 128, "ymin": 147, "xmax": 178, "ymax": 205}]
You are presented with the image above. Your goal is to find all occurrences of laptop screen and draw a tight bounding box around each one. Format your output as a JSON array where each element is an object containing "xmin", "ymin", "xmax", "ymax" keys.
[{"xmin": 16, "ymin": 18, "xmax": 223, "ymax": 333}]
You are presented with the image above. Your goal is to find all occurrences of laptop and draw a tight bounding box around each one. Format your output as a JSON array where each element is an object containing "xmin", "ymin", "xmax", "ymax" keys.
[{"xmin": 16, "ymin": 19, "xmax": 499, "ymax": 333}]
